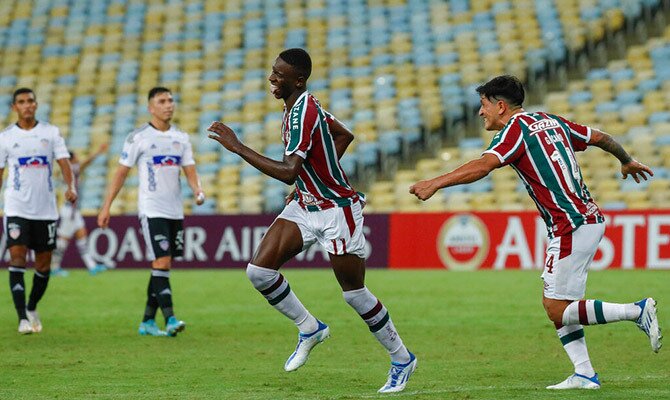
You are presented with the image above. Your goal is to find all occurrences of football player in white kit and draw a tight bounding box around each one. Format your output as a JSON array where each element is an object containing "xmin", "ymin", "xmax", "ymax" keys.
[
  {"xmin": 98, "ymin": 87, "xmax": 204, "ymax": 337},
  {"xmin": 50, "ymin": 143, "xmax": 111, "ymax": 277},
  {"xmin": 1, "ymin": 88, "xmax": 77, "ymax": 334}
]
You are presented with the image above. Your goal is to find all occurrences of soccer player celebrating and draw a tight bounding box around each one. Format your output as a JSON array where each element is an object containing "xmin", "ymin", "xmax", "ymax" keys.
[
  {"xmin": 97, "ymin": 87, "xmax": 205, "ymax": 337},
  {"xmin": 410, "ymin": 75, "xmax": 661, "ymax": 389},
  {"xmin": 208, "ymin": 48, "xmax": 416, "ymax": 394},
  {"xmin": 51, "ymin": 143, "xmax": 112, "ymax": 277},
  {"xmin": 1, "ymin": 88, "xmax": 77, "ymax": 334}
]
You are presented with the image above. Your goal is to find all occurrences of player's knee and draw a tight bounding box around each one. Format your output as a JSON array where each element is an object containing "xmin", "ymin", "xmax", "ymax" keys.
[{"xmin": 246, "ymin": 263, "xmax": 278, "ymax": 290}]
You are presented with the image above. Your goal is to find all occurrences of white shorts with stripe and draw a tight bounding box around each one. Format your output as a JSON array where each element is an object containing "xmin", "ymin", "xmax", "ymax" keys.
[
  {"xmin": 57, "ymin": 204, "xmax": 86, "ymax": 238},
  {"xmin": 276, "ymin": 200, "xmax": 366, "ymax": 259},
  {"xmin": 541, "ymin": 222, "xmax": 605, "ymax": 300}
]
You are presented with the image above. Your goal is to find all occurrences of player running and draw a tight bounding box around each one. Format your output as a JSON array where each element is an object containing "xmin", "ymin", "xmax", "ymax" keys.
[
  {"xmin": 98, "ymin": 87, "xmax": 205, "ymax": 337},
  {"xmin": 1, "ymin": 87, "xmax": 77, "ymax": 334},
  {"xmin": 51, "ymin": 143, "xmax": 112, "ymax": 277},
  {"xmin": 208, "ymin": 48, "xmax": 416, "ymax": 394},
  {"xmin": 410, "ymin": 75, "xmax": 661, "ymax": 389}
]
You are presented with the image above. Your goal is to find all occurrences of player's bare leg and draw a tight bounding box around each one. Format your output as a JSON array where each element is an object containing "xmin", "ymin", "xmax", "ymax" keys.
[
  {"xmin": 247, "ymin": 218, "xmax": 325, "ymax": 371},
  {"xmin": 331, "ymin": 254, "xmax": 416, "ymax": 393}
]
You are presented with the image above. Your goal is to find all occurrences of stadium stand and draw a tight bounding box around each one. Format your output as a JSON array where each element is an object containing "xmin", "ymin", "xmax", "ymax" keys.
[{"xmin": 0, "ymin": 0, "xmax": 667, "ymax": 214}]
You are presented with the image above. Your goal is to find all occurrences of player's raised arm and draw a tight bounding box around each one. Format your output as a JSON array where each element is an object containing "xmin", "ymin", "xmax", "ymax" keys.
[
  {"xmin": 79, "ymin": 143, "xmax": 109, "ymax": 173},
  {"xmin": 588, "ymin": 129, "xmax": 653, "ymax": 183},
  {"xmin": 410, "ymin": 153, "xmax": 501, "ymax": 201},
  {"xmin": 207, "ymin": 121, "xmax": 304, "ymax": 185},
  {"xmin": 97, "ymin": 165, "xmax": 131, "ymax": 228}
]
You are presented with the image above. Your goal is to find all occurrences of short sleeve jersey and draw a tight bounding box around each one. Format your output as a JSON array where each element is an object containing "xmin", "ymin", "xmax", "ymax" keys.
[
  {"xmin": 483, "ymin": 112, "xmax": 604, "ymax": 238},
  {"xmin": 119, "ymin": 123, "xmax": 195, "ymax": 219},
  {"xmin": 0, "ymin": 122, "xmax": 70, "ymax": 220},
  {"xmin": 282, "ymin": 91, "xmax": 358, "ymax": 211}
]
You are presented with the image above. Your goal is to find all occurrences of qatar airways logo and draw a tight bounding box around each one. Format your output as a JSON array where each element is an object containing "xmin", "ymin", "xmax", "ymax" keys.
[
  {"xmin": 528, "ymin": 119, "xmax": 560, "ymax": 135},
  {"xmin": 152, "ymin": 155, "xmax": 181, "ymax": 166},
  {"xmin": 18, "ymin": 156, "xmax": 49, "ymax": 167}
]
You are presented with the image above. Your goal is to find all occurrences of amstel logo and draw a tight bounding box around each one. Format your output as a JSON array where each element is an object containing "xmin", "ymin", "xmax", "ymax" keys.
[{"xmin": 436, "ymin": 214, "xmax": 489, "ymax": 271}]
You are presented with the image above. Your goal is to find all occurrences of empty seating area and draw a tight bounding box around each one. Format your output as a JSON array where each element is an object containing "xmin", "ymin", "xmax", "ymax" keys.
[
  {"xmin": 0, "ymin": 0, "xmax": 666, "ymax": 214},
  {"xmin": 367, "ymin": 27, "xmax": 670, "ymax": 212}
]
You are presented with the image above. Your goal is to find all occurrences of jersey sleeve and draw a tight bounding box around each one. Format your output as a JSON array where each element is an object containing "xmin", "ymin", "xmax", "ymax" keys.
[
  {"xmin": 181, "ymin": 136, "xmax": 195, "ymax": 166},
  {"xmin": 482, "ymin": 121, "xmax": 525, "ymax": 165},
  {"xmin": 53, "ymin": 128, "xmax": 70, "ymax": 159},
  {"xmin": 285, "ymin": 97, "xmax": 318, "ymax": 159},
  {"xmin": 555, "ymin": 114, "xmax": 591, "ymax": 152},
  {"xmin": 119, "ymin": 133, "xmax": 141, "ymax": 167}
]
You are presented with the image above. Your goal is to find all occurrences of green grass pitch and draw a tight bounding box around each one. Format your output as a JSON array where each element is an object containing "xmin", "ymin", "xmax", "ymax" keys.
[{"xmin": 1, "ymin": 269, "xmax": 668, "ymax": 399}]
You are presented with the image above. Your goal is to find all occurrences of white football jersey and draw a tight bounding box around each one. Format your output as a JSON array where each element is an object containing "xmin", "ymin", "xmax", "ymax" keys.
[
  {"xmin": 119, "ymin": 123, "xmax": 195, "ymax": 219},
  {"xmin": 0, "ymin": 121, "xmax": 70, "ymax": 219}
]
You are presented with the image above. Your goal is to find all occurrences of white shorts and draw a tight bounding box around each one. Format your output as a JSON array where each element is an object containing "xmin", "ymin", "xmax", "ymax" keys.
[
  {"xmin": 57, "ymin": 205, "xmax": 86, "ymax": 239},
  {"xmin": 541, "ymin": 223, "xmax": 606, "ymax": 300},
  {"xmin": 276, "ymin": 200, "xmax": 367, "ymax": 259}
]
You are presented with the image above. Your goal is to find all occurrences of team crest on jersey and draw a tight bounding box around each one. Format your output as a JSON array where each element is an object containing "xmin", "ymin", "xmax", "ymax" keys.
[
  {"xmin": 152, "ymin": 155, "xmax": 181, "ymax": 166},
  {"xmin": 8, "ymin": 223, "xmax": 21, "ymax": 239},
  {"xmin": 40, "ymin": 138, "xmax": 49, "ymax": 147},
  {"xmin": 436, "ymin": 214, "xmax": 489, "ymax": 271},
  {"xmin": 18, "ymin": 155, "xmax": 48, "ymax": 168},
  {"xmin": 528, "ymin": 119, "xmax": 560, "ymax": 135}
]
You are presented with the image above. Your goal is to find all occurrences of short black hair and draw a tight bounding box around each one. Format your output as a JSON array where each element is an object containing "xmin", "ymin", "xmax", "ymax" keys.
[
  {"xmin": 476, "ymin": 75, "xmax": 524, "ymax": 107},
  {"xmin": 278, "ymin": 48, "xmax": 312, "ymax": 80},
  {"xmin": 148, "ymin": 86, "xmax": 171, "ymax": 101},
  {"xmin": 13, "ymin": 87, "xmax": 35, "ymax": 103}
]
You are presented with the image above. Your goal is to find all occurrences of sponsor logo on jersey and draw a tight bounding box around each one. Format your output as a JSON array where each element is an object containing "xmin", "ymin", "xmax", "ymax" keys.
[
  {"xmin": 152, "ymin": 155, "xmax": 181, "ymax": 166},
  {"xmin": 301, "ymin": 192, "xmax": 322, "ymax": 206},
  {"xmin": 18, "ymin": 155, "xmax": 49, "ymax": 168},
  {"xmin": 436, "ymin": 214, "xmax": 489, "ymax": 271},
  {"xmin": 121, "ymin": 151, "xmax": 128, "ymax": 159},
  {"xmin": 528, "ymin": 119, "xmax": 560, "ymax": 135}
]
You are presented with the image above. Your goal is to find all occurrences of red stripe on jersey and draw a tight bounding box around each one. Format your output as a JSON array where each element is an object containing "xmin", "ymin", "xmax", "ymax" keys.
[
  {"xmin": 343, "ymin": 205, "xmax": 355, "ymax": 236},
  {"xmin": 331, "ymin": 239, "xmax": 338, "ymax": 255},
  {"xmin": 341, "ymin": 238, "xmax": 346, "ymax": 254},
  {"xmin": 308, "ymin": 126, "xmax": 354, "ymax": 198},
  {"xmin": 559, "ymin": 231, "xmax": 572, "ymax": 260},
  {"xmin": 578, "ymin": 300, "xmax": 588, "ymax": 325}
]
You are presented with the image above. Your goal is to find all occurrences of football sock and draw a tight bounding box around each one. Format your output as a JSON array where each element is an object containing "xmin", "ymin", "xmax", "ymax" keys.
[
  {"xmin": 27, "ymin": 270, "xmax": 50, "ymax": 311},
  {"xmin": 150, "ymin": 269, "xmax": 174, "ymax": 323},
  {"xmin": 142, "ymin": 277, "xmax": 158, "ymax": 322},
  {"xmin": 246, "ymin": 263, "xmax": 318, "ymax": 334},
  {"xmin": 9, "ymin": 266, "xmax": 27, "ymax": 320},
  {"xmin": 562, "ymin": 300, "xmax": 641, "ymax": 325},
  {"xmin": 51, "ymin": 237, "xmax": 68, "ymax": 270},
  {"xmin": 76, "ymin": 238, "xmax": 97, "ymax": 270},
  {"xmin": 556, "ymin": 324, "xmax": 595, "ymax": 377},
  {"xmin": 343, "ymin": 287, "xmax": 411, "ymax": 364}
]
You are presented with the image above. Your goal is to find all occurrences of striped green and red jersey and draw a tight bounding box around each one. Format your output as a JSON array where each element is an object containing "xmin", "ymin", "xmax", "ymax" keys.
[
  {"xmin": 483, "ymin": 111, "xmax": 604, "ymax": 238},
  {"xmin": 282, "ymin": 91, "xmax": 358, "ymax": 211}
]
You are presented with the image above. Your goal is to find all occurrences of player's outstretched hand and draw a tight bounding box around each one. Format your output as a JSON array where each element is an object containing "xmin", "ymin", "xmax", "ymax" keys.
[
  {"xmin": 207, "ymin": 121, "xmax": 242, "ymax": 153},
  {"xmin": 621, "ymin": 159, "xmax": 654, "ymax": 183},
  {"xmin": 97, "ymin": 208, "xmax": 110, "ymax": 229},
  {"xmin": 409, "ymin": 180, "xmax": 437, "ymax": 201}
]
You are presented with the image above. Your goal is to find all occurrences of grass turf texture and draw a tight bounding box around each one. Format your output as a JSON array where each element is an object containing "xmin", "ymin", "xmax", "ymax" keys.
[{"xmin": 1, "ymin": 269, "xmax": 668, "ymax": 400}]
